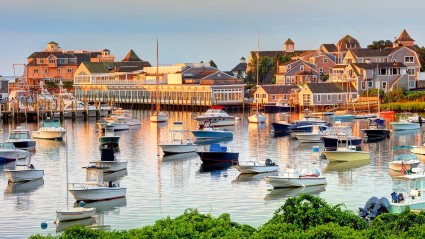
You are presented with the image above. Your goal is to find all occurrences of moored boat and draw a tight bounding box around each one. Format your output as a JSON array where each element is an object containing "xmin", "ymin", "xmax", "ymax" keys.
[
  {"xmin": 197, "ymin": 144, "xmax": 239, "ymax": 164},
  {"xmin": 361, "ymin": 118, "xmax": 390, "ymax": 142},
  {"xmin": 56, "ymin": 207, "xmax": 96, "ymax": 222},
  {"xmin": 235, "ymin": 158, "xmax": 278, "ymax": 174},
  {"xmin": 4, "ymin": 156, "xmax": 44, "ymax": 183},
  {"xmin": 0, "ymin": 143, "xmax": 29, "ymax": 164},
  {"xmin": 99, "ymin": 124, "xmax": 120, "ymax": 147},
  {"xmin": 323, "ymin": 141, "xmax": 370, "ymax": 162},
  {"xmin": 264, "ymin": 169, "xmax": 326, "ymax": 188},
  {"xmin": 389, "ymin": 146, "xmax": 420, "ymax": 172},
  {"xmin": 191, "ymin": 121, "xmax": 233, "ymax": 140},
  {"xmin": 90, "ymin": 148, "xmax": 127, "ymax": 173},
  {"xmin": 194, "ymin": 106, "xmax": 235, "ymax": 128},
  {"xmin": 159, "ymin": 121, "xmax": 196, "ymax": 155},
  {"xmin": 6, "ymin": 126, "xmax": 36, "ymax": 150},
  {"xmin": 32, "ymin": 118, "xmax": 66, "ymax": 140}
]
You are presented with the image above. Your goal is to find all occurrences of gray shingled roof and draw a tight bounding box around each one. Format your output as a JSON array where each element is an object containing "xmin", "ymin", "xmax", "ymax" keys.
[
  {"xmin": 231, "ymin": 62, "xmax": 247, "ymax": 72},
  {"xmin": 353, "ymin": 62, "xmax": 407, "ymax": 69},
  {"xmin": 83, "ymin": 61, "xmax": 151, "ymax": 73},
  {"xmin": 260, "ymin": 85, "xmax": 299, "ymax": 94},
  {"xmin": 321, "ymin": 44, "xmax": 338, "ymax": 53},
  {"xmin": 349, "ymin": 48, "xmax": 395, "ymax": 57},
  {"xmin": 306, "ymin": 82, "xmax": 357, "ymax": 93}
]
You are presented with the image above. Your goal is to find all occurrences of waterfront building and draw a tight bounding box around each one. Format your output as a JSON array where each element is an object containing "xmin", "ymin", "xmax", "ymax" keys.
[
  {"xmin": 74, "ymin": 60, "xmax": 245, "ymax": 106},
  {"xmin": 275, "ymin": 59, "xmax": 320, "ymax": 85},
  {"xmin": 253, "ymin": 85, "xmax": 299, "ymax": 104},
  {"xmin": 24, "ymin": 41, "xmax": 116, "ymax": 89},
  {"xmin": 0, "ymin": 76, "xmax": 9, "ymax": 102},
  {"xmin": 230, "ymin": 57, "xmax": 247, "ymax": 79},
  {"xmin": 298, "ymin": 82, "xmax": 358, "ymax": 107}
]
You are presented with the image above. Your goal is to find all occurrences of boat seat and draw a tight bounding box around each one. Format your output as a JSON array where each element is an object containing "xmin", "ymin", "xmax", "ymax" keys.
[{"xmin": 411, "ymin": 189, "xmax": 421, "ymax": 199}]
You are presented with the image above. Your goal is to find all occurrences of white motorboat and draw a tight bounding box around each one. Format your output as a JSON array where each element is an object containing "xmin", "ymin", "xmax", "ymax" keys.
[
  {"xmin": 0, "ymin": 142, "xmax": 29, "ymax": 163},
  {"xmin": 4, "ymin": 156, "xmax": 44, "ymax": 183},
  {"xmin": 389, "ymin": 145, "xmax": 421, "ymax": 173},
  {"xmin": 323, "ymin": 140, "xmax": 370, "ymax": 162},
  {"xmin": 32, "ymin": 118, "xmax": 66, "ymax": 140},
  {"xmin": 97, "ymin": 122, "xmax": 129, "ymax": 131},
  {"xmin": 412, "ymin": 144, "xmax": 425, "ymax": 155},
  {"xmin": 194, "ymin": 106, "xmax": 235, "ymax": 128},
  {"xmin": 248, "ymin": 112, "xmax": 267, "ymax": 123},
  {"xmin": 159, "ymin": 121, "xmax": 196, "ymax": 155},
  {"xmin": 56, "ymin": 207, "xmax": 96, "ymax": 222},
  {"xmin": 99, "ymin": 124, "xmax": 120, "ymax": 147},
  {"xmin": 105, "ymin": 109, "xmax": 141, "ymax": 126},
  {"xmin": 265, "ymin": 168, "xmax": 326, "ymax": 188},
  {"xmin": 6, "ymin": 126, "xmax": 36, "ymax": 150},
  {"xmin": 293, "ymin": 125, "xmax": 323, "ymax": 143},
  {"xmin": 90, "ymin": 148, "xmax": 127, "ymax": 173},
  {"xmin": 235, "ymin": 159, "xmax": 278, "ymax": 174},
  {"xmin": 69, "ymin": 165, "xmax": 126, "ymax": 202},
  {"xmin": 391, "ymin": 113, "xmax": 420, "ymax": 131},
  {"xmin": 150, "ymin": 112, "xmax": 168, "ymax": 123}
]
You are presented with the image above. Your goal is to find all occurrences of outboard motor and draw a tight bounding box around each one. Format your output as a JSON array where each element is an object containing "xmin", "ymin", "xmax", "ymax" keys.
[
  {"xmin": 369, "ymin": 197, "xmax": 390, "ymax": 220},
  {"xmin": 265, "ymin": 158, "xmax": 274, "ymax": 166},
  {"xmin": 359, "ymin": 196, "xmax": 379, "ymax": 218}
]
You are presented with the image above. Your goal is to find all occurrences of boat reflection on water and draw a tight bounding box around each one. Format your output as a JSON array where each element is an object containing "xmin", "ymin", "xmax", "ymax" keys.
[
  {"xmin": 324, "ymin": 159, "xmax": 369, "ymax": 172},
  {"xmin": 264, "ymin": 185, "xmax": 326, "ymax": 201},
  {"xmin": 162, "ymin": 152, "xmax": 199, "ymax": 162},
  {"xmin": 232, "ymin": 172, "xmax": 278, "ymax": 183},
  {"xmin": 56, "ymin": 216, "xmax": 97, "ymax": 232},
  {"xmin": 4, "ymin": 179, "xmax": 44, "ymax": 194},
  {"xmin": 272, "ymin": 132, "xmax": 291, "ymax": 138},
  {"xmin": 103, "ymin": 169, "xmax": 128, "ymax": 182},
  {"xmin": 199, "ymin": 161, "xmax": 233, "ymax": 173}
]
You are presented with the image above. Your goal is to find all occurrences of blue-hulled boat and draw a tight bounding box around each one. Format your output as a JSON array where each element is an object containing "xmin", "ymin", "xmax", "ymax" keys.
[
  {"xmin": 331, "ymin": 114, "xmax": 356, "ymax": 122},
  {"xmin": 271, "ymin": 116, "xmax": 327, "ymax": 133},
  {"xmin": 191, "ymin": 126, "xmax": 233, "ymax": 139},
  {"xmin": 197, "ymin": 144, "xmax": 239, "ymax": 164}
]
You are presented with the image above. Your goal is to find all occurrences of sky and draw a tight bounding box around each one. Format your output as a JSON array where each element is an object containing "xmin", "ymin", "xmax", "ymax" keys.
[{"xmin": 1, "ymin": 0, "xmax": 425, "ymax": 76}]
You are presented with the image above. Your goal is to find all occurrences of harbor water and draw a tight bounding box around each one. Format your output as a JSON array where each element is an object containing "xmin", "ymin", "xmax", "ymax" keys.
[{"xmin": 0, "ymin": 110, "xmax": 423, "ymax": 238}]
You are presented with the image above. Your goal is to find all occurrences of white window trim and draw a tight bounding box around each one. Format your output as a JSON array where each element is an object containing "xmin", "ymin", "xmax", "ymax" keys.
[
  {"xmin": 323, "ymin": 58, "xmax": 328, "ymax": 63},
  {"xmin": 405, "ymin": 56, "xmax": 414, "ymax": 63},
  {"xmin": 338, "ymin": 94, "xmax": 342, "ymax": 101}
]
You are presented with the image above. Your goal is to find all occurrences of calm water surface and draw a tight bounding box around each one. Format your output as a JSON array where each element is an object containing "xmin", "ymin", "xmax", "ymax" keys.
[{"xmin": 0, "ymin": 110, "xmax": 423, "ymax": 238}]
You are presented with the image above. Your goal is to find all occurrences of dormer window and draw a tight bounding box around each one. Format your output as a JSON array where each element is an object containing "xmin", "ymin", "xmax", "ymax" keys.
[
  {"xmin": 287, "ymin": 65, "xmax": 291, "ymax": 70},
  {"xmin": 38, "ymin": 59, "xmax": 45, "ymax": 64},
  {"xmin": 323, "ymin": 58, "xmax": 328, "ymax": 63},
  {"xmin": 300, "ymin": 65, "xmax": 304, "ymax": 71},
  {"xmin": 405, "ymin": 56, "xmax": 414, "ymax": 63}
]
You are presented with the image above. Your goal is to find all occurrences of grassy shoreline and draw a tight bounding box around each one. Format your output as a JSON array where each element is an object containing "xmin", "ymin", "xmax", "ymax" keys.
[
  {"xmin": 380, "ymin": 102, "xmax": 425, "ymax": 112},
  {"xmin": 30, "ymin": 195, "xmax": 425, "ymax": 239}
]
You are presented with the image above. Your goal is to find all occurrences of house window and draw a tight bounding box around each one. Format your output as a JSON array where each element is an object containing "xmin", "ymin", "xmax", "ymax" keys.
[
  {"xmin": 58, "ymin": 68, "xmax": 61, "ymax": 74},
  {"xmin": 361, "ymin": 82, "xmax": 366, "ymax": 90},
  {"xmin": 405, "ymin": 56, "xmax": 414, "ymax": 63},
  {"xmin": 272, "ymin": 95, "xmax": 276, "ymax": 100},
  {"xmin": 317, "ymin": 95, "xmax": 321, "ymax": 102},
  {"xmin": 283, "ymin": 95, "xmax": 287, "ymax": 100},
  {"xmin": 291, "ymin": 77, "xmax": 295, "ymax": 83},
  {"xmin": 338, "ymin": 94, "xmax": 342, "ymax": 101},
  {"xmin": 382, "ymin": 81, "xmax": 387, "ymax": 90},
  {"xmin": 365, "ymin": 59, "xmax": 370, "ymax": 63},
  {"xmin": 319, "ymin": 68, "xmax": 323, "ymax": 73},
  {"xmin": 33, "ymin": 69, "xmax": 39, "ymax": 74},
  {"xmin": 287, "ymin": 65, "xmax": 291, "ymax": 70},
  {"xmin": 38, "ymin": 59, "xmax": 45, "ymax": 64},
  {"xmin": 379, "ymin": 68, "xmax": 387, "ymax": 75},
  {"xmin": 327, "ymin": 95, "xmax": 331, "ymax": 101},
  {"xmin": 384, "ymin": 58, "xmax": 388, "ymax": 63},
  {"xmin": 409, "ymin": 80, "xmax": 416, "ymax": 88},
  {"xmin": 391, "ymin": 68, "xmax": 397, "ymax": 75},
  {"xmin": 300, "ymin": 65, "xmax": 304, "ymax": 71},
  {"xmin": 44, "ymin": 69, "xmax": 48, "ymax": 74},
  {"xmin": 323, "ymin": 58, "xmax": 328, "ymax": 63},
  {"xmin": 58, "ymin": 59, "xmax": 64, "ymax": 64},
  {"xmin": 368, "ymin": 81, "xmax": 373, "ymax": 88},
  {"xmin": 67, "ymin": 68, "xmax": 73, "ymax": 73},
  {"xmin": 407, "ymin": 69, "xmax": 415, "ymax": 75},
  {"xmin": 48, "ymin": 59, "xmax": 56, "ymax": 64}
]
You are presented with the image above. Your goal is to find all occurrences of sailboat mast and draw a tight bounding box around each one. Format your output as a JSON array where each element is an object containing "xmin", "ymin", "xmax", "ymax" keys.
[
  {"xmin": 256, "ymin": 31, "xmax": 260, "ymax": 114},
  {"xmin": 65, "ymin": 131, "xmax": 69, "ymax": 209},
  {"xmin": 377, "ymin": 63, "xmax": 380, "ymax": 116},
  {"xmin": 156, "ymin": 39, "xmax": 160, "ymax": 113}
]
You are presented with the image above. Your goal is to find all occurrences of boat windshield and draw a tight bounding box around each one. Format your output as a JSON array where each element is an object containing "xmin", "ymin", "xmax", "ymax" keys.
[
  {"xmin": 42, "ymin": 119, "xmax": 61, "ymax": 128},
  {"xmin": 9, "ymin": 132, "xmax": 30, "ymax": 140}
]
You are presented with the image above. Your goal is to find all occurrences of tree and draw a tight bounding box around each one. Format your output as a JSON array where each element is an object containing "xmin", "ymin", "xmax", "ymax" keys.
[
  {"xmin": 367, "ymin": 40, "xmax": 393, "ymax": 49},
  {"xmin": 415, "ymin": 45, "xmax": 425, "ymax": 71},
  {"xmin": 209, "ymin": 60, "xmax": 217, "ymax": 68}
]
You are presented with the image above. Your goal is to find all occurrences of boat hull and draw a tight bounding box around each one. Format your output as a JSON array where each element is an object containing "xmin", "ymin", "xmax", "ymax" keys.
[
  {"xmin": 197, "ymin": 152, "xmax": 239, "ymax": 164},
  {"xmin": 389, "ymin": 201, "xmax": 425, "ymax": 214},
  {"xmin": 248, "ymin": 113, "xmax": 267, "ymax": 123},
  {"xmin": 412, "ymin": 146, "xmax": 425, "ymax": 155},
  {"xmin": 159, "ymin": 144, "xmax": 197, "ymax": 155},
  {"xmin": 391, "ymin": 122, "xmax": 420, "ymax": 131},
  {"xmin": 99, "ymin": 123, "xmax": 129, "ymax": 131},
  {"xmin": 69, "ymin": 187, "xmax": 126, "ymax": 202},
  {"xmin": 89, "ymin": 161, "xmax": 127, "ymax": 172},
  {"xmin": 294, "ymin": 133, "xmax": 322, "ymax": 143},
  {"xmin": 362, "ymin": 129, "xmax": 390, "ymax": 141},
  {"xmin": 235, "ymin": 165, "xmax": 278, "ymax": 174},
  {"xmin": 0, "ymin": 149, "xmax": 29, "ymax": 163},
  {"xmin": 195, "ymin": 117, "xmax": 235, "ymax": 128},
  {"xmin": 33, "ymin": 130, "xmax": 66, "ymax": 140},
  {"xmin": 389, "ymin": 161, "xmax": 420, "ymax": 172},
  {"xmin": 271, "ymin": 123, "xmax": 292, "ymax": 132},
  {"xmin": 7, "ymin": 140, "xmax": 36, "ymax": 150},
  {"xmin": 191, "ymin": 130, "xmax": 233, "ymax": 139},
  {"xmin": 4, "ymin": 169, "xmax": 44, "ymax": 183},
  {"xmin": 265, "ymin": 176, "xmax": 327, "ymax": 188},
  {"xmin": 56, "ymin": 207, "xmax": 96, "ymax": 222},
  {"xmin": 323, "ymin": 151, "xmax": 370, "ymax": 162},
  {"xmin": 264, "ymin": 105, "xmax": 291, "ymax": 113}
]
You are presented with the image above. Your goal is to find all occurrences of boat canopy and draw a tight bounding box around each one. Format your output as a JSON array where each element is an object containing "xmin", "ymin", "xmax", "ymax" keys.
[{"xmin": 42, "ymin": 119, "xmax": 61, "ymax": 128}]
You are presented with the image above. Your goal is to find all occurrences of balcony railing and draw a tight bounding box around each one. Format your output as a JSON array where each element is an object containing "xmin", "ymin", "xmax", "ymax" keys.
[{"xmin": 74, "ymin": 78, "xmax": 167, "ymax": 85}]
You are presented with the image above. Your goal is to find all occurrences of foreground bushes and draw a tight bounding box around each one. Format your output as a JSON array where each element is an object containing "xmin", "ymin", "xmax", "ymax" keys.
[{"xmin": 30, "ymin": 194, "xmax": 425, "ymax": 239}]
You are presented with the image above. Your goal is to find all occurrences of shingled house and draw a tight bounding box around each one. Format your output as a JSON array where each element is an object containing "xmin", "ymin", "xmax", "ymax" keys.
[
  {"xmin": 253, "ymin": 85, "xmax": 300, "ymax": 104},
  {"xmin": 298, "ymin": 82, "xmax": 358, "ymax": 107}
]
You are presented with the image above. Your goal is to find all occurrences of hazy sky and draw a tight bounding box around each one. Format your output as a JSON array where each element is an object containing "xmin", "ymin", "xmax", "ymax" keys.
[{"xmin": 1, "ymin": 0, "xmax": 424, "ymax": 76}]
